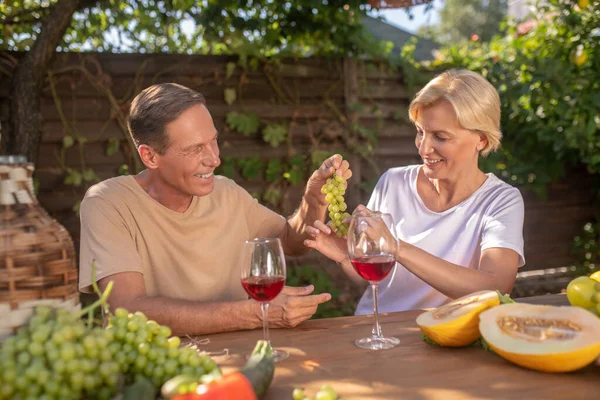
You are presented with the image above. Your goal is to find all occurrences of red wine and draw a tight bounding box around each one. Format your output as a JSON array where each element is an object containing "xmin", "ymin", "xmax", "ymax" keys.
[
  {"xmin": 241, "ymin": 275, "xmax": 285, "ymax": 301},
  {"xmin": 350, "ymin": 255, "xmax": 396, "ymax": 282}
]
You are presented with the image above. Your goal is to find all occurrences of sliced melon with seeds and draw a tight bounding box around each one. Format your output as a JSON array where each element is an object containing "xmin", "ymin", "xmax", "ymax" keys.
[
  {"xmin": 479, "ymin": 303, "xmax": 600, "ymax": 372},
  {"xmin": 417, "ymin": 290, "xmax": 500, "ymax": 347}
]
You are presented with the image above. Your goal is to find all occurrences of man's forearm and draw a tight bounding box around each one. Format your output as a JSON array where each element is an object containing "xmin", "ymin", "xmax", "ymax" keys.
[
  {"xmin": 116, "ymin": 296, "xmax": 261, "ymax": 336},
  {"xmin": 283, "ymin": 194, "xmax": 327, "ymax": 255}
]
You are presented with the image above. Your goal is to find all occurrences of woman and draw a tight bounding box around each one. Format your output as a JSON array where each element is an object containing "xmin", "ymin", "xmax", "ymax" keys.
[{"xmin": 304, "ymin": 69, "xmax": 525, "ymax": 314}]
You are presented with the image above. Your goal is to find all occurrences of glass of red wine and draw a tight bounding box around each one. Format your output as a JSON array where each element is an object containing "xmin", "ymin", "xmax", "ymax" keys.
[
  {"xmin": 241, "ymin": 237, "xmax": 289, "ymax": 362},
  {"xmin": 348, "ymin": 212, "xmax": 400, "ymax": 350}
]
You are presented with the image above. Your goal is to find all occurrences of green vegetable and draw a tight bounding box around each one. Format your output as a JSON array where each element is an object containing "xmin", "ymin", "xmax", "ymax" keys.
[
  {"xmin": 123, "ymin": 377, "xmax": 156, "ymax": 400},
  {"xmin": 239, "ymin": 340, "xmax": 275, "ymax": 399}
]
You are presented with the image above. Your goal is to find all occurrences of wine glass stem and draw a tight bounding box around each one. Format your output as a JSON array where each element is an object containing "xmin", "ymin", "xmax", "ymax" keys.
[
  {"xmin": 261, "ymin": 301, "xmax": 271, "ymax": 344},
  {"xmin": 371, "ymin": 283, "xmax": 383, "ymax": 338}
]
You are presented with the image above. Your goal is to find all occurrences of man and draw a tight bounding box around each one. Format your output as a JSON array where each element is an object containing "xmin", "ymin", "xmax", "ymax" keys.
[{"xmin": 79, "ymin": 83, "xmax": 351, "ymax": 336}]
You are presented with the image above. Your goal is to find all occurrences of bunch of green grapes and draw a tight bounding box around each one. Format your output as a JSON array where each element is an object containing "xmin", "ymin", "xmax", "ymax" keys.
[
  {"xmin": 0, "ymin": 306, "xmax": 220, "ymax": 400},
  {"xmin": 321, "ymin": 174, "xmax": 351, "ymax": 237},
  {"xmin": 107, "ymin": 308, "xmax": 220, "ymax": 389},
  {"xmin": 0, "ymin": 306, "xmax": 121, "ymax": 400}
]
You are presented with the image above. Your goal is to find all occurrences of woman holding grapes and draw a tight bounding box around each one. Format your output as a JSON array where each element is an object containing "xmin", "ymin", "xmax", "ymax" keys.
[{"xmin": 304, "ymin": 69, "xmax": 525, "ymax": 315}]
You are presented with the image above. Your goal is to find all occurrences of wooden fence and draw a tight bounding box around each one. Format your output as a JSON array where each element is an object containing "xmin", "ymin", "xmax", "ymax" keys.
[{"xmin": 0, "ymin": 52, "xmax": 596, "ymax": 282}]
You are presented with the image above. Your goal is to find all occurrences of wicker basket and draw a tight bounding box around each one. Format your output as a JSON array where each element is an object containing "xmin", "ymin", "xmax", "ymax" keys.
[{"xmin": 0, "ymin": 155, "xmax": 79, "ymax": 340}]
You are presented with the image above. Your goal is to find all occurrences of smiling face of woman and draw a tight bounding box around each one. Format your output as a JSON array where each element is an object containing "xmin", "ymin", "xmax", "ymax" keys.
[{"xmin": 414, "ymin": 100, "xmax": 487, "ymax": 182}]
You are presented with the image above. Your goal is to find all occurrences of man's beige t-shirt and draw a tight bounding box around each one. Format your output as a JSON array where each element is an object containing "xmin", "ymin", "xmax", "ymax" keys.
[{"xmin": 78, "ymin": 175, "xmax": 286, "ymax": 302}]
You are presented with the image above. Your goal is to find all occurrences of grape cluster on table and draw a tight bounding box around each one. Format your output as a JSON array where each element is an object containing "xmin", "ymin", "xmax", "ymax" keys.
[{"xmin": 0, "ymin": 306, "xmax": 218, "ymax": 400}]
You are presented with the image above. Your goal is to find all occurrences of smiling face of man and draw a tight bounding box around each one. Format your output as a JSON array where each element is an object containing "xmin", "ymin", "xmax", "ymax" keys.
[{"xmin": 152, "ymin": 103, "xmax": 221, "ymax": 199}]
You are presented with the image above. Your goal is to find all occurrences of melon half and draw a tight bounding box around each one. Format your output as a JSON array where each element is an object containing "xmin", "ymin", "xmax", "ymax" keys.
[
  {"xmin": 479, "ymin": 303, "xmax": 600, "ymax": 372},
  {"xmin": 416, "ymin": 290, "xmax": 500, "ymax": 347}
]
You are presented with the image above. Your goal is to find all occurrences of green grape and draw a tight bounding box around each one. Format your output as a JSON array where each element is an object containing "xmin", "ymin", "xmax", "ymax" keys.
[
  {"xmin": 146, "ymin": 320, "xmax": 160, "ymax": 335},
  {"xmin": 115, "ymin": 308, "xmax": 129, "ymax": 319},
  {"xmin": 164, "ymin": 359, "xmax": 178, "ymax": 375},
  {"xmin": 158, "ymin": 325, "xmax": 172, "ymax": 338},
  {"xmin": 293, "ymin": 388, "xmax": 306, "ymax": 400},
  {"xmin": 167, "ymin": 336, "xmax": 181, "ymax": 348}
]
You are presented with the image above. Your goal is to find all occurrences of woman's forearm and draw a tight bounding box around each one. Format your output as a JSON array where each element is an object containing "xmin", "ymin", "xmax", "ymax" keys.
[{"xmin": 395, "ymin": 242, "xmax": 512, "ymax": 299}]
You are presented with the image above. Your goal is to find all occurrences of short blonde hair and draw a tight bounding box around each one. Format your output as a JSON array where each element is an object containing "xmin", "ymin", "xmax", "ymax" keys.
[{"xmin": 408, "ymin": 69, "xmax": 502, "ymax": 156}]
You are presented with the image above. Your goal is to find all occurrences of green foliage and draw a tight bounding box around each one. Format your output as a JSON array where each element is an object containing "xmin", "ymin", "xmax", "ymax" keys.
[
  {"xmin": 424, "ymin": 0, "xmax": 600, "ymax": 196},
  {"xmin": 62, "ymin": 135, "xmax": 74, "ymax": 149},
  {"xmin": 237, "ymin": 157, "xmax": 263, "ymax": 181},
  {"xmin": 217, "ymin": 156, "xmax": 236, "ymax": 179},
  {"xmin": 106, "ymin": 137, "xmax": 120, "ymax": 156},
  {"xmin": 262, "ymin": 123, "xmax": 287, "ymax": 147},
  {"xmin": 226, "ymin": 112, "xmax": 260, "ymax": 136},
  {"xmin": 420, "ymin": 0, "xmax": 508, "ymax": 44},
  {"xmin": 287, "ymin": 264, "xmax": 355, "ymax": 319},
  {"xmin": 265, "ymin": 159, "xmax": 283, "ymax": 183},
  {"xmin": 262, "ymin": 186, "xmax": 282, "ymax": 208},
  {"xmin": 572, "ymin": 222, "xmax": 600, "ymax": 276},
  {"xmin": 0, "ymin": 1, "xmax": 388, "ymax": 57},
  {"xmin": 310, "ymin": 150, "xmax": 334, "ymax": 170},
  {"xmin": 223, "ymin": 88, "xmax": 237, "ymax": 105},
  {"xmin": 284, "ymin": 154, "xmax": 306, "ymax": 185}
]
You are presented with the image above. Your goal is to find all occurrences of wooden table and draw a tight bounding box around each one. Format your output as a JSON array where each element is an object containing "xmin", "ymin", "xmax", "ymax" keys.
[{"xmin": 189, "ymin": 294, "xmax": 600, "ymax": 399}]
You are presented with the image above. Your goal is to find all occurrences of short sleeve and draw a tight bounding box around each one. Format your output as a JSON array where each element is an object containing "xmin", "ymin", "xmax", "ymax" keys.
[
  {"xmin": 78, "ymin": 197, "xmax": 142, "ymax": 293},
  {"xmin": 481, "ymin": 188, "xmax": 526, "ymax": 267},
  {"xmin": 238, "ymin": 187, "xmax": 286, "ymax": 240}
]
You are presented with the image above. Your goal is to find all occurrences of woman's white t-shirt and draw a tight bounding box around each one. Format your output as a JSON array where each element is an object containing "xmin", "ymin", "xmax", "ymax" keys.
[{"xmin": 355, "ymin": 165, "xmax": 525, "ymax": 315}]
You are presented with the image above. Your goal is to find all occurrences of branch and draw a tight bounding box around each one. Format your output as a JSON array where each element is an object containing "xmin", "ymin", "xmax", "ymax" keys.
[{"xmin": 0, "ymin": 4, "xmax": 52, "ymax": 24}]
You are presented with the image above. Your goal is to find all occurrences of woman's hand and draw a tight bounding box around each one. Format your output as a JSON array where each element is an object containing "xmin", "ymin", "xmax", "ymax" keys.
[
  {"xmin": 303, "ymin": 220, "xmax": 348, "ymax": 263},
  {"xmin": 352, "ymin": 205, "xmax": 399, "ymax": 257}
]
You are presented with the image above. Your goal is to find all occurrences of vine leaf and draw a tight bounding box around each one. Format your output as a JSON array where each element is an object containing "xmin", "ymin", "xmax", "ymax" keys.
[
  {"xmin": 263, "ymin": 186, "xmax": 282, "ymax": 208},
  {"xmin": 64, "ymin": 168, "xmax": 83, "ymax": 186},
  {"xmin": 237, "ymin": 157, "xmax": 263, "ymax": 181},
  {"xmin": 82, "ymin": 168, "xmax": 99, "ymax": 183},
  {"xmin": 224, "ymin": 88, "xmax": 237, "ymax": 105},
  {"xmin": 216, "ymin": 156, "xmax": 236, "ymax": 179},
  {"xmin": 106, "ymin": 137, "xmax": 120, "ymax": 156},
  {"xmin": 226, "ymin": 62, "xmax": 236, "ymax": 79},
  {"xmin": 62, "ymin": 135, "xmax": 75, "ymax": 149},
  {"xmin": 226, "ymin": 112, "xmax": 260, "ymax": 136},
  {"xmin": 284, "ymin": 155, "xmax": 305, "ymax": 185},
  {"xmin": 118, "ymin": 164, "xmax": 130, "ymax": 176},
  {"xmin": 265, "ymin": 158, "xmax": 283, "ymax": 183},
  {"xmin": 310, "ymin": 150, "xmax": 334, "ymax": 170},
  {"xmin": 262, "ymin": 124, "xmax": 287, "ymax": 147}
]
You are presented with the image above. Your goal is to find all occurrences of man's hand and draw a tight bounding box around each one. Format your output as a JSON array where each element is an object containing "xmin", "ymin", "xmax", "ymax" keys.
[
  {"xmin": 268, "ymin": 285, "xmax": 331, "ymax": 328},
  {"xmin": 305, "ymin": 154, "xmax": 352, "ymax": 206}
]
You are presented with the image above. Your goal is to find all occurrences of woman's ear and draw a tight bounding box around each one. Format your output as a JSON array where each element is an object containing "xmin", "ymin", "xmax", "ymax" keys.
[{"xmin": 477, "ymin": 132, "xmax": 488, "ymax": 152}]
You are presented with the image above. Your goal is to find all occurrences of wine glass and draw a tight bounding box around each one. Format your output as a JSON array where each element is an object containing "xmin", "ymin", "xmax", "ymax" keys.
[
  {"xmin": 347, "ymin": 212, "xmax": 400, "ymax": 350},
  {"xmin": 241, "ymin": 237, "xmax": 289, "ymax": 362}
]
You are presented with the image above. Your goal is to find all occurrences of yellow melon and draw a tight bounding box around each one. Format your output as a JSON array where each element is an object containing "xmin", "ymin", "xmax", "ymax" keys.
[
  {"xmin": 416, "ymin": 290, "xmax": 500, "ymax": 347},
  {"xmin": 479, "ymin": 303, "xmax": 600, "ymax": 372}
]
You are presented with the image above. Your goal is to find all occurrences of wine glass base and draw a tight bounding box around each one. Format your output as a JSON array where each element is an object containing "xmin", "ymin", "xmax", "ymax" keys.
[{"xmin": 355, "ymin": 336, "xmax": 400, "ymax": 350}]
